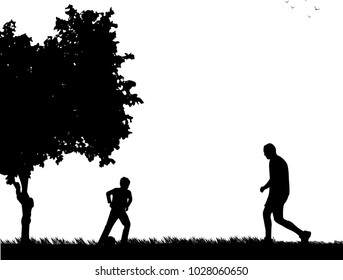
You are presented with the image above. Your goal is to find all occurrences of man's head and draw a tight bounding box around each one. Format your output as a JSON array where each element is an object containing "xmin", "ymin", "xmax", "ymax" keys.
[
  {"xmin": 120, "ymin": 177, "xmax": 130, "ymax": 189},
  {"xmin": 263, "ymin": 143, "xmax": 277, "ymax": 159}
]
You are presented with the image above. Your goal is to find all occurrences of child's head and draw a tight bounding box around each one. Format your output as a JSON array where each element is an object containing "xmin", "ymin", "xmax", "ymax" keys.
[{"xmin": 120, "ymin": 177, "xmax": 130, "ymax": 189}]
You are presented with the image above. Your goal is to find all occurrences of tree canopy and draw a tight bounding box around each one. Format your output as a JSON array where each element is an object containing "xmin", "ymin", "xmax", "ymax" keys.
[{"xmin": 0, "ymin": 5, "xmax": 143, "ymax": 185}]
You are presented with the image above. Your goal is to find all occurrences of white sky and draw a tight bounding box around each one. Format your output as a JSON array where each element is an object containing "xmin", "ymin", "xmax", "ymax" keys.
[{"xmin": 0, "ymin": 0, "xmax": 342, "ymax": 243}]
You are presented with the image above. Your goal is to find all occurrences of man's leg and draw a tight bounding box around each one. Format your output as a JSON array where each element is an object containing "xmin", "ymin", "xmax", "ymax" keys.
[
  {"xmin": 119, "ymin": 212, "xmax": 131, "ymax": 243},
  {"xmin": 273, "ymin": 204, "xmax": 303, "ymax": 236},
  {"xmin": 263, "ymin": 205, "xmax": 273, "ymax": 241},
  {"xmin": 98, "ymin": 210, "xmax": 119, "ymax": 244}
]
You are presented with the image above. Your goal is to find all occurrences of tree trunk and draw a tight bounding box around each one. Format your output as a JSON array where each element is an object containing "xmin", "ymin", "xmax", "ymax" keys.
[
  {"xmin": 15, "ymin": 173, "xmax": 34, "ymax": 244},
  {"xmin": 20, "ymin": 194, "xmax": 34, "ymax": 244}
]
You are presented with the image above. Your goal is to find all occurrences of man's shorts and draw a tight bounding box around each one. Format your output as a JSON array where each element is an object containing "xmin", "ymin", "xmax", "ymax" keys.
[{"xmin": 264, "ymin": 195, "xmax": 288, "ymax": 212}]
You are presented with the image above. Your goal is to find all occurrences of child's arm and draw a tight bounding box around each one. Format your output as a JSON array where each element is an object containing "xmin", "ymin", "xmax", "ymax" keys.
[
  {"xmin": 126, "ymin": 191, "xmax": 133, "ymax": 211},
  {"xmin": 106, "ymin": 189, "xmax": 114, "ymax": 204}
]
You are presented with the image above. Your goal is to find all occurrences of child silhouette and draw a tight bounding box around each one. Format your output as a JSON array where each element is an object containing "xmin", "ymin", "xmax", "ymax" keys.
[{"xmin": 98, "ymin": 177, "xmax": 132, "ymax": 245}]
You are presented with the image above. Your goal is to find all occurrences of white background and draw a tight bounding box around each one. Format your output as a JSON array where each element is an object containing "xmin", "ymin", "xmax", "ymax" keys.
[{"xmin": 0, "ymin": 0, "xmax": 341, "ymax": 246}]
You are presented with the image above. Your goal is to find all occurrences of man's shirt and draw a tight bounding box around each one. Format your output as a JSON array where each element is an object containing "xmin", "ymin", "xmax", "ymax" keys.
[{"xmin": 268, "ymin": 155, "xmax": 290, "ymax": 199}]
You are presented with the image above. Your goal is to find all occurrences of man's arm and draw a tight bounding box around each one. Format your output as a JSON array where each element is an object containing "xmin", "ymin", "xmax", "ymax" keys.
[
  {"xmin": 260, "ymin": 180, "xmax": 271, "ymax": 193},
  {"xmin": 261, "ymin": 161, "xmax": 273, "ymax": 193}
]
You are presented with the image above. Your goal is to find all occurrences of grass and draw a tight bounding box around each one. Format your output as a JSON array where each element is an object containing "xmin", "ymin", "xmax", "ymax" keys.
[{"xmin": 1, "ymin": 237, "xmax": 343, "ymax": 260}]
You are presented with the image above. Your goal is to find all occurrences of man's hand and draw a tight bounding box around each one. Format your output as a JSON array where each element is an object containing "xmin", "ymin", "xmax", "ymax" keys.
[{"xmin": 260, "ymin": 186, "xmax": 265, "ymax": 193}]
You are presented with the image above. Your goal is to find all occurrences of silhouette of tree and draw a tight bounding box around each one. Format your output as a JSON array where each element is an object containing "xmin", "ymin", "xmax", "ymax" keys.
[{"xmin": 0, "ymin": 5, "xmax": 143, "ymax": 243}]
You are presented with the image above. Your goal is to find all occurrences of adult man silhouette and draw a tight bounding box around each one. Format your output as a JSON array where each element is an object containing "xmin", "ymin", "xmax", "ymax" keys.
[
  {"xmin": 260, "ymin": 143, "xmax": 311, "ymax": 243},
  {"xmin": 98, "ymin": 177, "xmax": 132, "ymax": 245}
]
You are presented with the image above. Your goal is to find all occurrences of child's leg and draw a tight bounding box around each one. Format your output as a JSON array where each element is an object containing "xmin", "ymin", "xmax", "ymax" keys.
[
  {"xmin": 98, "ymin": 210, "xmax": 118, "ymax": 244},
  {"xmin": 119, "ymin": 212, "xmax": 131, "ymax": 243}
]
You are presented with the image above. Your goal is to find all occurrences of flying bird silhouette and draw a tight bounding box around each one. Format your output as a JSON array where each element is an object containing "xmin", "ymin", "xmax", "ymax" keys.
[
  {"xmin": 290, "ymin": 6, "xmax": 295, "ymax": 9},
  {"xmin": 285, "ymin": 0, "xmax": 289, "ymax": 3},
  {"xmin": 314, "ymin": 6, "xmax": 320, "ymax": 10}
]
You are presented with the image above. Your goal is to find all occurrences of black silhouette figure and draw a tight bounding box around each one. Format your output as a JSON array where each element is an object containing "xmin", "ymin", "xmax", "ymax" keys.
[
  {"xmin": 98, "ymin": 177, "xmax": 133, "ymax": 245},
  {"xmin": 260, "ymin": 144, "xmax": 311, "ymax": 243}
]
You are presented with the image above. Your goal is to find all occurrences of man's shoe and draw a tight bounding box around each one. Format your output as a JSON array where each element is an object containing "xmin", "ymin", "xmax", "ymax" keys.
[{"xmin": 300, "ymin": 231, "xmax": 311, "ymax": 243}]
